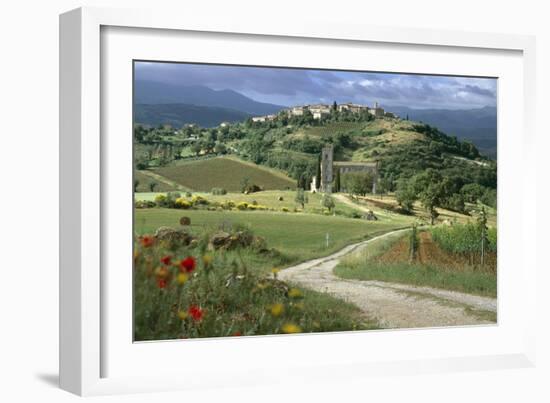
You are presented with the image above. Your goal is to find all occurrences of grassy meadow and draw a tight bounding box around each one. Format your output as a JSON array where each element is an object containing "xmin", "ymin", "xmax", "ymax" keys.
[{"xmin": 135, "ymin": 207, "xmax": 410, "ymax": 270}]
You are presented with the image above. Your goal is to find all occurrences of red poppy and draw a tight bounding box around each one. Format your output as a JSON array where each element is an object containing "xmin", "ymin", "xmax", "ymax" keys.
[
  {"xmin": 180, "ymin": 256, "xmax": 196, "ymax": 273},
  {"xmin": 140, "ymin": 235, "xmax": 154, "ymax": 248},
  {"xmin": 188, "ymin": 305, "xmax": 204, "ymax": 321},
  {"xmin": 160, "ymin": 255, "xmax": 172, "ymax": 265},
  {"xmin": 157, "ymin": 278, "xmax": 167, "ymax": 289}
]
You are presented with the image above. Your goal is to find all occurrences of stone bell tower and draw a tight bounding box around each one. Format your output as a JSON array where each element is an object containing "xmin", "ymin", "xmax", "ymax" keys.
[{"xmin": 320, "ymin": 144, "xmax": 334, "ymax": 193}]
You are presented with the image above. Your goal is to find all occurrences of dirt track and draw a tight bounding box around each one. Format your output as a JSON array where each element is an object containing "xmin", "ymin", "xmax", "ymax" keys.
[{"xmin": 279, "ymin": 230, "xmax": 497, "ymax": 329}]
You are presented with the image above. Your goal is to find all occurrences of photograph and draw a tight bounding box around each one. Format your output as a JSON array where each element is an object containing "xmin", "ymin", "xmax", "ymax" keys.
[{"xmin": 132, "ymin": 61, "xmax": 498, "ymax": 341}]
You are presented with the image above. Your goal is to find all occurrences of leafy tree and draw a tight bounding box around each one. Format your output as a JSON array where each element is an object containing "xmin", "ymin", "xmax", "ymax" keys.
[
  {"xmin": 395, "ymin": 180, "xmax": 416, "ymax": 213},
  {"xmin": 321, "ymin": 194, "xmax": 335, "ymax": 213},
  {"xmin": 191, "ymin": 142, "xmax": 202, "ymax": 156},
  {"xmin": 214, "ymin": 143, "xmax": 227, "ymax": 154},
  {"xmin": 461, "ymin": 183, "xmax": 486, "ymax": 203},
  {"xmin": 295, "ymin": 188, "xmax": 308, "ymax": 209},
  {"xmin": 341, "ymin": 172, "xmax": 373, "ymax": 196},
  {"xmin": 148, "ymin": 181, "xmax": 158, "ymax": 192}
]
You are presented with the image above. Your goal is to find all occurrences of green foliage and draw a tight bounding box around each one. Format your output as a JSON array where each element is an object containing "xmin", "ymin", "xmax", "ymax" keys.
[
  {"xmin": 430, "ymin": 222, "xmax": 497, "ymax": 255},
  {"xmin": 211, "ymin": 187, "xmax": 227, "ymax": 195},
  {"xmin": 341, "ymin": 171, "xmax": 373, "ymax": 196},
  {"xmin": 321, "ymin": 194, "xmax": 335, "ymax": 212},
  {"xmin": 395, "ymin": 180, "xmax": 416, "ymax": 212},
  {"xmin": 295, "ymin": 188, "xmax": 308, "ymax": 208}
]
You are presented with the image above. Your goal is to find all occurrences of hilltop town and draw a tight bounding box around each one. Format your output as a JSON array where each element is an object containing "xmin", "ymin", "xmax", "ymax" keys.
[{"xmin": 251, "ymin": 101, "xmax": 397, "ymax": 122}]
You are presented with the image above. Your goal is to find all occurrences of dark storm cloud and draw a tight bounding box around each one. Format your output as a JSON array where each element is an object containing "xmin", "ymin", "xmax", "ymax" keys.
[{"xmin": 135, "ymin": 62, "xmax": 496, "ymax": 109}]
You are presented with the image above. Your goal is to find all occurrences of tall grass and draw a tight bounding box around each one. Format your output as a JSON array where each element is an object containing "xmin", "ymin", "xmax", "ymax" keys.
[{"xmin": 334, "ymin": 262, "xmax": 496, "ymax": 297}]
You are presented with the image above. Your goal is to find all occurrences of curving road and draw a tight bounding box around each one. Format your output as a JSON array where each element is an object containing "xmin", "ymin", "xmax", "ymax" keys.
[{"xmin": 279, "ymin": 229, "xmax": 497, "ymax": 329}]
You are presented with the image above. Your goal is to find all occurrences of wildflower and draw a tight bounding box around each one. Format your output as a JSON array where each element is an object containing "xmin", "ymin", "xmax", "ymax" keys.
[
  {"xmin": 157, "ymin": 278, "xmax": 167, "ymax": 289},
  {"xmin": 154, "ymin": 266, "xmax": 170, "ymax": 279},
  {"xmin": 180, "ymin": 256, "xmax": 196, "ymax": 273},
  {"xmin": 133, "ymin": 250, "xmax": 140, "ymax": 261},
  {"xmin": 188, "ymin": 305, "xmax": 204, "ymax": 321},
  {"xmin": 160, "ymin": 255, "xmax": 172, "ymax": 265},
  {"xmin": 271, "ymin": 267, "xmax": 280, "ymax": 279},
  {"xmin": 232, "ymin": 331, "xmax": 242, "ymax": 337},
  {"xmin": 176, "ymin": 272, "xmax": 189, "ymax": 285},
  {"xmin": 140, "ymin": 235, "xmax": 154, "ymax": 248},
  {"xmin": 281, "ymin": 323, "xmax": 302, "ymax": 334},
  {"xmin": 269, "ymin": 303, "xmax": 284, "ymax": 317},
  {"xmin": 202, "ymin": 254, "xmax": 213, "ymax": 267},
  {"xmin": 288, "ymin": 288, "xmax": 303, "ymax": 299},
  {"xmin": 177, "ymin": 310, "xmax": 188, "ymax": 320}
]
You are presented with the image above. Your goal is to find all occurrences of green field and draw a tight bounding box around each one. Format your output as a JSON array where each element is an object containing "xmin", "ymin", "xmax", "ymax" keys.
[
  {"xmin": 153, "ymin": 156, "xmax": 296, "ymax": 192},
  {"xmin": 135, "ymin": 208, "xmax": 409, "ymax": 266},
  {"xmin": 134, "ymin": 171, "xmax": 177, "ymax": 192}
]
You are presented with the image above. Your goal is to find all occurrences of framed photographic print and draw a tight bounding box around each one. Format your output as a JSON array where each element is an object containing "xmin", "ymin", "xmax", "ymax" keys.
[{"xmin": 60, "ymin": 6, "xmax": 537, "ymax": 396}]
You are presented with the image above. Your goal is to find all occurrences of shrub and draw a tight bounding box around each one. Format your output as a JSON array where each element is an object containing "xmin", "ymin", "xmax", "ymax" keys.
[
  {"xmin": 154, "ymin": 194, "xmax": 168, "ymax": 207},
  {"xmin": 211, "ymin": 187, "xmax": 227, "ymax": 195},
  {"xmin": 134, "ymin": 200, "xmax": 155, "ymax": 209},
  {"xmin": 281, "ymin": 207, "xmax": 289, "ymax": 212},
  {"xmin": 191, "ymin": 195, "xmax": 209, "ymax": 206},
  {"xmin": 185, "ymin": 191, "xmax": 193, "ymax": 197},
  {"xmin": 236, "ymin": 202, "xmax": 249, "ymax": 211},
  {"xmin": 220, "ymin": 200, "xmax": 236, "ymax": 210},
  {"xmin": 174, "ymin": 198, "xmax": 192, "ymax": 209}
]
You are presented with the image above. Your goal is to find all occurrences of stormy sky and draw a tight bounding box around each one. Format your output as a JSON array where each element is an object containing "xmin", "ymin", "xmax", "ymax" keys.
[{"xmin": 135, "ymin": 62, "xmax": 497, "ymax": 110}]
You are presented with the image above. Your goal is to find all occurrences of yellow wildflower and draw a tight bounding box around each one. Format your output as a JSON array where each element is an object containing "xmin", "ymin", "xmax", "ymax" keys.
[
  {"xmin": 177, "ymin": 310, "xmax": 188, "ymax": 320},
  {"xmin": 202, "ymin": 254, "xmax": 213, "ymax": 267},
  {"xmin": 281, "ymin": 323, "xmax": 302, "ymax": 334},
  {"xmin": 177, "ymin": 272, "xmax": 189, "ymax": 285},
  {"xmin": 269, "ymin": 303, "xmax": 284, "ymax": 317},
  {"xmin": 288, "ymin": 288, "xmax": 303, "ymax": 299}
]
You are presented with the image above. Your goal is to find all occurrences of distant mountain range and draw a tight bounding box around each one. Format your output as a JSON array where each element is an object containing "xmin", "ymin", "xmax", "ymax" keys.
[
  {"xmin": 134, "ymin": 103, "xmax": 251, "ymax": 128},
  {"xmin": 389, "ymin": 106, "xmax": 497, "ymax": 158},
  {"xmin": 135, "ymin": 80, "xmax": 284, "ymax": 116}
]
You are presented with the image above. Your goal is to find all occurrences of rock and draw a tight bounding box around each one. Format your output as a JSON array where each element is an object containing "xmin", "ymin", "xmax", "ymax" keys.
[
  {"xmin": 154, "ymin": 226, "xmax": 194, "ymax": 247},
  {"xmin": 208, "ymin": 230, "xmax": 256, "ymax": 250},
  {"xmin": 208, "ymin": 231, "xmax": 232, "ymax": 250},
  {"xmin": 179, "ymin": 216, "xmax": 191, "ymax": 226}
]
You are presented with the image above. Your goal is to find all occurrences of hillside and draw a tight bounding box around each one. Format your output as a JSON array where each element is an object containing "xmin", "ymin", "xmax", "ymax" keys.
[
  {"xmin": 134, "ymin": 111, "xmax": 497, "ymax": 210},
  {"xmin": 389, "ymin": 106, "xmax": 497, "ymax": 158},
  {"xmin": 152, "ymin": 156, "xmax": 296, "ymax": 192}
]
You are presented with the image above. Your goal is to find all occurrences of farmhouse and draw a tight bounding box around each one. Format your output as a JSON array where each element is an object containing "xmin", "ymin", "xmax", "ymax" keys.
[{"xmin": 312, "ymin": 144, "xmax": 379, "ymax": 194}]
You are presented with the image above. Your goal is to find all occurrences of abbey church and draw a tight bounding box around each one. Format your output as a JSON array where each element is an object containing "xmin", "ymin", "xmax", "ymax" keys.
[{"xmin": 311, "ymin": 144, "xmax": 379, "ymax": 194}]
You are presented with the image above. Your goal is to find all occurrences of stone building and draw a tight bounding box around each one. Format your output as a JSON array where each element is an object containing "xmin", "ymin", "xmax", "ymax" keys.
[
  {"xmin": 315, "ymin": 144, "xmax": 379, "ymax": 194},
  {"xmin": 368, "ymin": 101, "xmax": 385, "ymax": 117}
]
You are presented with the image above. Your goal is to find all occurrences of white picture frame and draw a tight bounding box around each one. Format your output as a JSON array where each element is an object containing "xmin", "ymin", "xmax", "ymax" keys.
[{"xmin": 59, "ymin": 6, "xmax": 537, "ymax": 396}]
